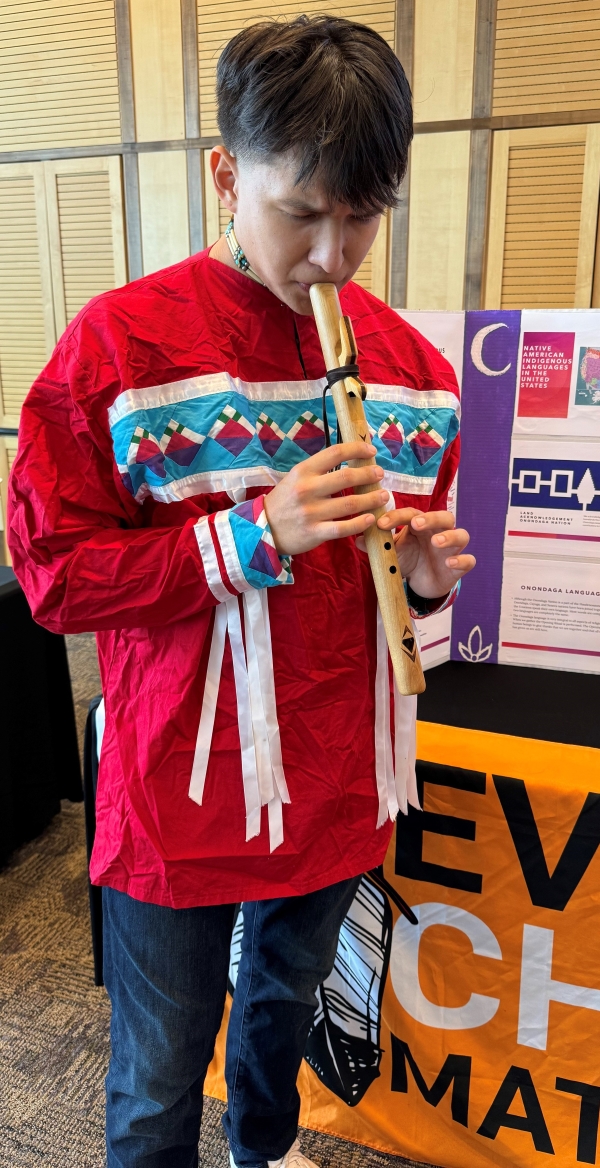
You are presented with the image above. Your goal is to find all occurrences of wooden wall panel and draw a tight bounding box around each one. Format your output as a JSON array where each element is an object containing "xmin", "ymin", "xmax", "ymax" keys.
[
  {"xmin": 493, "ymin": 0, "xmax": 600, "ymax": 116},
  {"xmin": 485, "ymin": 125, "xmax": 600, "ymax": 310},
  {"xmin": 138, "ymin": 150, "xmax": 190, "ymax": 275},
  {"xmin": 0, "ymin": 0, "xmax": 121, "ymax": 150},
  {"xmin": 45, "ymin": 157, "xmax": 127, "ymax": 334},
  {"xmin": 406, "ymin": 131, "xmax": 472, "ymax": 309},
  {"xmin": 197, "ymin": 0, "xmax": 395, "ymax": 139},
  {"xmin": 130, "ymin": 0, "xmax": 186, "ymax": 141},
  {"xmin": 0, "ymin": 166, "xmax": 54, "ymax": 427},
  {"xmin": 413, "ymin": 0, "xmax": 477, "ymax": 123},
  {"xmin": 0, "ymin": 435, "xmax": 17, "ymax": 565}
]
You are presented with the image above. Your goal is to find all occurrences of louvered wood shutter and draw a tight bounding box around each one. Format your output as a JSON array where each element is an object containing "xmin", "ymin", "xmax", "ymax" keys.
[
  {"xmin": 44, "ymin": 158, "xmax": 127, "ymax": 335},
  {"xmin": 197, "ymin": 0, "xmax": 395, "ymax": 298},
  {"xmin": 0, "ymin": 0, "xmax": 121, "ymax": 151},
  {"xmin": 485, "ymin": 125, "xmax": 600, "ymax": 310},
  {"xmin": 0, "ymin": 167, "xmax": 53, "ymax": 426},
  {"xmin": 493, "ymin": 0, "xmax": 600, "ymax": 116},
  {"xmin": 501, "ymin": 141, "xmax": 586, "ymax": 308}
]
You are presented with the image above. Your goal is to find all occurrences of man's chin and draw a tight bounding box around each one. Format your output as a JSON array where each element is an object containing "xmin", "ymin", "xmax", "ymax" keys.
[{"xmin": 274, "ymin": 283, "xmax": 314, "ymax": 315}]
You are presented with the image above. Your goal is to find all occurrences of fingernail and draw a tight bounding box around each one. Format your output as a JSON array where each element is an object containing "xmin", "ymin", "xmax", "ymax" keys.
[
  {"xmin": 447, "ymin": 557, "xmax": 459, "ymax": 568},
  {"xmin": 434, "ymin": 534, "xmax": 445, "ymax": 545},
  {"xmin": 413, "ymin": 516, "xmax": 426, "ymax": 528}
]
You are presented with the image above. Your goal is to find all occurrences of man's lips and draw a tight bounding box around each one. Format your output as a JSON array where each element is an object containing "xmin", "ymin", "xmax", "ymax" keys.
[{"xmin": 297, "ymin": 279, "xmax": 344, "ymax": 293}]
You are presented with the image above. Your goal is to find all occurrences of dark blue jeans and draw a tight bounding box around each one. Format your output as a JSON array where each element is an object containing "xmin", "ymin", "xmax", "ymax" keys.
[{"xmin": 103, "ymin": 877, "xmax": 360, "ymax": 1168}]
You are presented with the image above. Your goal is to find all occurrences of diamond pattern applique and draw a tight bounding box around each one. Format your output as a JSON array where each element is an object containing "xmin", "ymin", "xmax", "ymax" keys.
[
  {"xmin": 406, "ymin": 420, "xmax": 444, "ymax": 465},
  {"xmin": 160, "ymin": 419, "xmax": 205, "ymax": 466},
  {"xmin": 287, "ymin": 411, "xmax": 325, "ymax": 456},
  {"xmin": 126, "ymin": 427, "xmax": 166, "ymax": 479},
  {"xmin": 256, "ymin": 412, "xmax": 286, "ymax": 458},
  {"xmin": 208, "ymin": 404, "xmax": 255, "ymax": 456},
  {"xmin": 234, "ymin": 497, "xmax": 291, "ymax": 583},
  {"xmin": 378, "ymin": 414, "xmax": 405, "ymax": 459}
]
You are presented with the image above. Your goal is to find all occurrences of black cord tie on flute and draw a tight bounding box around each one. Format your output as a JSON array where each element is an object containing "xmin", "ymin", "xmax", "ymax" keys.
[{"xmin": 322, "ymin": 365, "xmax": 367, "ymax": 447}]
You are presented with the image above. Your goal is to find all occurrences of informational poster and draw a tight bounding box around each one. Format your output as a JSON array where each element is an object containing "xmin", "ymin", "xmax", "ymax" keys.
[{"xmin": 397, "ymin": 309, "xmax": 600, "ymax": 675}]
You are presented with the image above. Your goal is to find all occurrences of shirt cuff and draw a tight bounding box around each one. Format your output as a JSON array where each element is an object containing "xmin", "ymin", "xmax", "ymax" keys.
[
  {"xmin": 405, "ymin": 578, "xmax": 461, "ymax": 619},
  {"xmin": 194, "ymin": 496, "xmax": 293, "ymax": 601}
]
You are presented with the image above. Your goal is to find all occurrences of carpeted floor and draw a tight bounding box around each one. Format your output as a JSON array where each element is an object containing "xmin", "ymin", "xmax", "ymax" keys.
[{"xmin": 0, "ymin": 633, "xmax": 435, "ymax": 1168}]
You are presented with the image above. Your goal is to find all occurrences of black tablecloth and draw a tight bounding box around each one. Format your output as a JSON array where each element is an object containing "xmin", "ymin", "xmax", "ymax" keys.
[{"xmin": 0, "ymin": 567, "xmax": 82, "ymax": 866}]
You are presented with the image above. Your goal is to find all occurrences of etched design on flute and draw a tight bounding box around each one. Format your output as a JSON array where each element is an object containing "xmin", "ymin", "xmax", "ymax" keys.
[{"xmin": 402, "ymin": 627, "xmax": 417, "ymax": 661}]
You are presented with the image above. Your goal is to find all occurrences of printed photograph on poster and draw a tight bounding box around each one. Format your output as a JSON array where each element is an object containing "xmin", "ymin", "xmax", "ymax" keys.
[
  {"xmin": 512, "ymin": 311, "xmax": 600, "ymax": 438},
  {"xmin": 498, "ymin": 557, "xmax": 600, "ymax": 673},
  {"xmin": 504, "ymin": 441, "xmax": 600, "ymax": 557}
]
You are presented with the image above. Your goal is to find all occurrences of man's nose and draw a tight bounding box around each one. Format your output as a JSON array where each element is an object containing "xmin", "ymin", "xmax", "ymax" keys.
[{"xmin": 307, "ymin": 225, "xmax": 345, "ymax": 275}]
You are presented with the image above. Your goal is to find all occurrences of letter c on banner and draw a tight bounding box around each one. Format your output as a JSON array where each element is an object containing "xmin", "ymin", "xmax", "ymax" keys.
[{"xmin": 391, "ymin": 903, "xmax": 502, "ymax": 1029}]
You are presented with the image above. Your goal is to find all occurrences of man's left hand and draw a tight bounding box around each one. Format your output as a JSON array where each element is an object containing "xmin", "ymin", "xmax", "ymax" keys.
[{"xmin": 377, "ymin": 508, "xmax": 475, "ymax": 599}]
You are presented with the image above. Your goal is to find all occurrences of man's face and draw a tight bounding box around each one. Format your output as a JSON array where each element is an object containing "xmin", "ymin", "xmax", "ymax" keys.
[{"xmin": 210, "ymin": 147, "xmax": 382, "ymax": 315}]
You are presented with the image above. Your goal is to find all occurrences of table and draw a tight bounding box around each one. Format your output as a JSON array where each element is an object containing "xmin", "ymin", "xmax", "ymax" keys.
[{"xmin": 0, "ymin": 567, "xmax": 82, "ymax": 866}]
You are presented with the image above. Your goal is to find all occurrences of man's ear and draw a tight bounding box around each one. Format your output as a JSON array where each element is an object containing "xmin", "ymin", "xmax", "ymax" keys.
[{"xmin": 210, "ymin": 146, "xmax": 238, "ymax": 215}]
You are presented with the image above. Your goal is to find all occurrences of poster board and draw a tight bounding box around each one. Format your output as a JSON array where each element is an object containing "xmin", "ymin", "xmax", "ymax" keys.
[{"xmin": 401, "ymin": 310, "xmax": 600, "ymax": 676}]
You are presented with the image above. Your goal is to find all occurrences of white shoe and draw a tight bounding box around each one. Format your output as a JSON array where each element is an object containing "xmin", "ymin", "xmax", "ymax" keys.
[{"xmin": 229, "ymin": 1138, "xmax": 320, "ymax": 1168}]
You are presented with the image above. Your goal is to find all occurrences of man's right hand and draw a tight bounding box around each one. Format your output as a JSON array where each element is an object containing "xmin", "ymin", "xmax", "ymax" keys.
[{"xmin": 263, "ymin": 441, "xmax": 388, "ymax": 556}]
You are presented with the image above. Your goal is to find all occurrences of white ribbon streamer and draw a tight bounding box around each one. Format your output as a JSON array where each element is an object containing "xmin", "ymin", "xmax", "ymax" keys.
[
  {"xmin": 254, "ymin": 589, "xmax": 290, "ymax": 805},
  {"xmin": 188, "ymin": 590, "xmax": 289, "ymax": 852},
  {"xmin": 375, "ymin": 608, "xmax": 397, "ymax": 827},
  {"xmin": 189, "ymin": 602, "xmax": 228, "ymax": 805},
  {"xmin": 223, "ymin": 596, "xmax": 262, "ymax": 841},
  {"xmin": 374, "ymin": 606, "xmax": 420, "ymax": 826}
]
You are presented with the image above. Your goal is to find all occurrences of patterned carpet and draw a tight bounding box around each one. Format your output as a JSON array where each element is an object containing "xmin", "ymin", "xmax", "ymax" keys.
[{"xmin": 0, "ymin": 632, "xmax": 434, "ymax": 1168}]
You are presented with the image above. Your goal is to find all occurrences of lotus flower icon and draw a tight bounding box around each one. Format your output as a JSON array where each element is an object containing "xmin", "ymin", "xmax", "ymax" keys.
[{"xmin": 458, "ymin": 625, "xmax": 493, "ymax": 663}]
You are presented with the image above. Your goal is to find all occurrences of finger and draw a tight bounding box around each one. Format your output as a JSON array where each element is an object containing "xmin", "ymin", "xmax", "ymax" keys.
[
  {"xmin": 444, "ymin": 553, "xmax": 476, "ymax": 574},
  {"xmin": 411, "ymin": 510, "xmax": 456, "ymax": 533},
  {"xmin": 311, "ymin": 461, "xmax": 384, "ymax": 498},
  {"xmin": 315, "ymin": 511, "xmax": 378, "ymax": 543},
  {"xmin": 305, "ymin": 441, "xmax": 377, "ymax": 476},
  {"xmin": 430, "ymin": 527, "xmax": 470, "ymax": 551},
  {"xmin": 310, "ymin": 490, "xmax": 390, "ymax": 522},
  {"xmin": 378, "ymin": 507, "xmax": 423, "ymax": 529}
]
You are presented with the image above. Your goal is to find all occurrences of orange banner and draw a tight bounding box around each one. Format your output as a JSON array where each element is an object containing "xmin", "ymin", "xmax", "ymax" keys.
[{"xmin": 206, "ymin": 722, "xmax": 600, "ymax": 1167}]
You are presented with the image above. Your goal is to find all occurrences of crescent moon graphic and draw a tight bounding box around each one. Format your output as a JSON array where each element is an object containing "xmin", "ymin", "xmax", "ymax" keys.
[{"xmin": 470, "ymin": 323, "xmax": 511, "ymax": 377}]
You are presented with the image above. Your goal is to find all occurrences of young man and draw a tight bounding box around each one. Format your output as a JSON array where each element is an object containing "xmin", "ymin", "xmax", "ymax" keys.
[{"xmin": 9, "ymin": 16, "xmax": 474, "ymax": 1168}]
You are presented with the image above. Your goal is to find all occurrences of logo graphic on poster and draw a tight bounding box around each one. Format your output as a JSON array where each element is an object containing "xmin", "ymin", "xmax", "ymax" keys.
[
  {"xmin": 470, "ymin": 323, "xmax": 511, "ymax": 377},
  {"xmin": 510, "ymin": 459, "xmax": 600, "ymax": 512},
  {"xmin": 575, "ymin": 347, "xmax": 600, "ymax": 405},
  {"xmin": 458, "ymin": 626, "xmax": 493, "ymax": 663},
  {"xmin": 517, "ymin": 333, "xmax": 574, "ymax": 418}
]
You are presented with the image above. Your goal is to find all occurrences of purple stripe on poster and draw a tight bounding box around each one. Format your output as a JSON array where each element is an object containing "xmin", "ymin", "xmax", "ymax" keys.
[{"xmin": 451, "ymin": 311, "xmax": 521, "ymax": 665}]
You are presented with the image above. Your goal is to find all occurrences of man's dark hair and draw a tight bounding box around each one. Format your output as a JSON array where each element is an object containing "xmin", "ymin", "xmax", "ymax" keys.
[{"xmin": 217, "ymin": 15, "xmax": 412, "ymax": 215}]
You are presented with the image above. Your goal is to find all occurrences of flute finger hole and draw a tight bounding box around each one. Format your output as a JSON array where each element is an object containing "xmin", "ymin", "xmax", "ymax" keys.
[{"xmin": 389, "ymin": 565, "xmax": 397, "ymax": 574}]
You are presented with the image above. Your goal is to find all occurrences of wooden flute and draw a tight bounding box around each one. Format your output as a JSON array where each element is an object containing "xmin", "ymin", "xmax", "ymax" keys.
[{"xmin": 310, "ymin": 282, "xmax": 426, "ymax": 696}]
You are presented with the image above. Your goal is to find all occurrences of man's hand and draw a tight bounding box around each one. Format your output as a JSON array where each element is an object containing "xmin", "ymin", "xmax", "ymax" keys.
[
  {"xmin": 263, "ymin": 442, "xmax": 386, "ymax": 555},
  {"xmin": 378, "ymin": 508, "xmax": 475, "ymax": 598}
]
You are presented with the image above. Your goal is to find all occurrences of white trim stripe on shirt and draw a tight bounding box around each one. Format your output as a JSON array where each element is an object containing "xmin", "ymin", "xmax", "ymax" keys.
[
  {"xmin": 194, "ymin": 516, "xmax": 232, "ymax": 603},
  {"xmin": 130, "ymin": 465, "xmax": 440, "ymax": 506},
  {"xmin": 108, "ymin": 373, "xmax": 460, "ymax": 426},
  {"xmin": 214, "ymin": 509, "xmax": 254, "ymax": 594}
]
